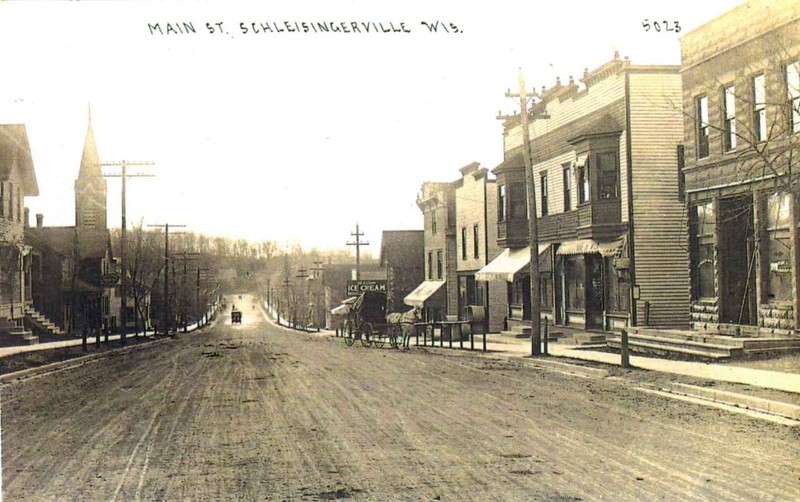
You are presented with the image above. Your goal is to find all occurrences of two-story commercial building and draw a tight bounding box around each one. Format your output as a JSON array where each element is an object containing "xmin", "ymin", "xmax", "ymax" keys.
[
  {"xmin": 680, "ymin": 0, "xmax": 800, "ymax": 335},
  {"xmin": 482, "ymin": 54, "xmax": 690, "ymax": 332}
]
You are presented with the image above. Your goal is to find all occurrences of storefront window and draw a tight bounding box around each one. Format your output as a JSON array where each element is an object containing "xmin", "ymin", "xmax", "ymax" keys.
[
  {"xmin": 605, "ymin": 258, "xmax": 629, "ymax": 313},
  {"xmin": 692, "ymin": 201, "xmax": 717, "ymax": 299},
  {"xmin": 765, "ymin": 192, "xmax": 792, "ymax": 302},
  {"xmin": 565, "ymin": 256, "xmax": 585, "ymax": 310}
]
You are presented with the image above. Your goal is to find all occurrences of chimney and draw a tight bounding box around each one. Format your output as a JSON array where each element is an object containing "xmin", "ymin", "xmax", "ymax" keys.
[{"xmin": 36, "ymin": 213, "xmax": 43, "ymax": 228}]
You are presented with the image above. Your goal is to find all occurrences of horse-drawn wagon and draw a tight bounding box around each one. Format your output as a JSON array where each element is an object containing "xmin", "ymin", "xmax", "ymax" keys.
[{"xmin": 343, "ymin": 291, "xmax": 417, "ymax": 349}]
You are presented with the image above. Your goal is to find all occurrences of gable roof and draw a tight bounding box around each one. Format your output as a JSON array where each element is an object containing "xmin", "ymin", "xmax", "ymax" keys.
[
  {"xmin": 0, "ymin": 124, "xmax": 39, "ymax": 196},
  {"xmin": 26, "ymin": 226, "xmax": 112, "ymax": 260}
]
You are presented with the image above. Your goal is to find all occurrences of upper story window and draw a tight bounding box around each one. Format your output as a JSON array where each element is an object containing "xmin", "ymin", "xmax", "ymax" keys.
[
  {"xmin": 509, "ymin": 182, "xmax": 527, "ymax": 220},
  {"xmin": 577, "ymin": 159, "xmax": 590, "ymax": 204},
  {"xmin": 562, "ymin": 164, "xmax": 572, "ymax": 211},
  {"xmin": 787, "ymin": 61, "xmax": 800, "ymax": 134},
  {"xmin": 723, "ymin": 85, "xmax": 737, "ymax": 151},
  {"xmin": 427, "ymin": 252, "xmax": 433, "ymax": 280},
  {"xmin": 540, "ymin": 172, "xmax": 549, "ymax": 216},
  {"xmin": 696, "ymin": 95, "xmax": 710, "ymax": 159},
  {"xmin": 498, "ymin": 184, "xmax": 507, "ymax": 222},
  {"xmin": 461, "ymin": 227, "xmax": 467, "ymax": 261},
  {"xmin": 596, "ymin": 152, "xmax": 618, "ymax": 199},
  {"xmin": 431, "ymin": 210, "xmax": 438, "ymax": 235},
  {"xmin": 753, "ymin": 73, "xmax": 767, "ymax": 142},
  {"xmin": 436, "ymin": 250, "xmax": 443, "ymax": 280},
  {"xmin": 473, "ymin": 224, "xmax": 479, "ymax": 259}
]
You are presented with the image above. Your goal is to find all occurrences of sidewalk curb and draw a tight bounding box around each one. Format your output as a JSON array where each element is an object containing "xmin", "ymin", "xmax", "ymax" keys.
[
  {"xmin": 655, "ymin": 382, "xmax": 800, "ymax": 421},
  {"xmin": 0, "ymin": 336, "xmax": 176, "ymax": 384}
]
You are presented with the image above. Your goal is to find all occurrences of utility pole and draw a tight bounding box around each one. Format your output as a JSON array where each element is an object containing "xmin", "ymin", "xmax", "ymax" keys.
[
  {"xmin": 102, "ymin": 160, "xmax": 154, "ymax": 343},
  {"xmin": 148, "ymin": 223, "xmax": 186, "ymax": 336},
  {"xmin": 347, "ymin": 223, "xmax": 369, "ymax": 281},
  {"xmin": 172, "ymin": 251, "xmax": 199, "ymax": 332},
  {"xmin": 506, "ymin": 69, "xmax": 543, "ymax": 356}
]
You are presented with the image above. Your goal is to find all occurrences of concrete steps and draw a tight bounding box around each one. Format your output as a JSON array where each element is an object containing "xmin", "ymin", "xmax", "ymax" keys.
[
  {"xmin": 24, "ymin": 306, "xmax": 65, "ymax": 336},
  {"xmin": 608, "ymin": 327, "xmax": 800, "ymax": 359},
  {"xmin": 0, "ymin": 319, "xmax": 39, "ymax": 345}
]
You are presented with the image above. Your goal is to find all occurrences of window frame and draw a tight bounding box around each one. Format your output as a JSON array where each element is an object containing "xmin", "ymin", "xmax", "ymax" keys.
[
  {"xmin": 723, "ymin": 84, "xmax": 737, "ymax": 152},
  {"xmin": 696, "ymin": 95, "xmax": 710, "ymax": 159},
  {"xmin": 753, "ymin": 73, "xmax": 767, "ymax": 143},
  {"xmin": 540, "ymin": 172, "xmax": 549, "ymax": 216},
  {"xmin": 563, "ymin": 164, "xmax": 572, "ymax": 212}
]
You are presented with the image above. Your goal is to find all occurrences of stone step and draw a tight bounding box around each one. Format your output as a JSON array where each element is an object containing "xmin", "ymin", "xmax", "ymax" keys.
[
  {"xmin": 608, "ymin": 333, "xmax": 738, "ymax": 358},
  {"xmin": 607, "ymin": 338, "xmax": 732, "ymax": 359},
  {"xmin": 573, "ymin": 332, "xmax": 606, "ymax": 345}
]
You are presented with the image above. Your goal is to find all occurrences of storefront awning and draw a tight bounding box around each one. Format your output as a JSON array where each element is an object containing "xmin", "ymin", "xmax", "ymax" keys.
[
  {"xmin": 330, "ymin": 296, "xmax": 357, "ymax": 316},
  {"xmin": 404, "ymin": 280, "xmax": 446, "ymax": 307},
  {"xmin": 557, "ymin": 238, "xmax": 625, "ymax": 257},
  {"xmin": 476, "ymin": 244, "xmax": 550, "ymax": 282}
]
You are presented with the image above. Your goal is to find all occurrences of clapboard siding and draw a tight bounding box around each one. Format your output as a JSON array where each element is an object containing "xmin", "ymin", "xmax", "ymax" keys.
[
  {"xmin": 628, "ymin": 71, "xmax": 691, "ymax": 327},
  {"xmin": 505, "ymin": 73, "xmax": 626, "ymax": 153}
]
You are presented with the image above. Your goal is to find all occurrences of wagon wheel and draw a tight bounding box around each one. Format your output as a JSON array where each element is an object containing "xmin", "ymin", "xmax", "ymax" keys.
[
  {"xmin": 343, "ymin": 320, "xmax": 355, "ymax": 347},
  {"xmin": 389, "ymin": 325, "xmax": 399, "ymax": 349},
  {"xmin": 360, "ymin": 323, "xmax": 373, "ymax": 347},
  {"xmin": 373, "ymin": 326, "xmax": 386, "ymax": 349}
]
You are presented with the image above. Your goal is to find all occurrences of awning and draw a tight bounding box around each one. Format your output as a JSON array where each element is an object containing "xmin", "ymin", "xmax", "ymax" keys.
[
  {"xmin": 475, "ymin": 244, "xmax": 550, "ymax": 282},
  {"xmin": 404, "ymin": 280, "xmax": 446, "ymax": 308},
  {"xmin": 330, "ymin": 296, "xmax": 357, "ymax": 316},
  {"xmin": 557, "ymin": 238, "xmax": 625, "ymax": 257}
]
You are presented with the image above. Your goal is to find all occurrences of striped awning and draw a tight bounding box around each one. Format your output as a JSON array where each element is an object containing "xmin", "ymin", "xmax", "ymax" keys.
[
  {"xmin": 476, "ymin": 244, "xmax": 551, "ymax": 282},
  {"xmin": 404, "ymin": 280, "xmax": 446, "ymax": 308},
  {"xmin": 556, "ymin": 238, "xmax": 625, "ymax": 257}
]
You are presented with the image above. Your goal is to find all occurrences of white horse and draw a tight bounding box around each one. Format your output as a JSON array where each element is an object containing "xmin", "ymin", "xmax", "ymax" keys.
[{"xmin": 386, "ymin": 307, "xmax": 422, "ymax": 350}]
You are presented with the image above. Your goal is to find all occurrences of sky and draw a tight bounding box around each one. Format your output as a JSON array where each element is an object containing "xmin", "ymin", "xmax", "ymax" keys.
[{"xmin": 0, "ymin": 0, "xmax": 745, "ymax": 252}]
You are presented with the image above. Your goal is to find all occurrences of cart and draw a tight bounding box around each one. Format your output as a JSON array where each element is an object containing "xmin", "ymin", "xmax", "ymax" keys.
[{"xmin": 343, "ymin": 291, "xmax": 403, "ymax": 349}]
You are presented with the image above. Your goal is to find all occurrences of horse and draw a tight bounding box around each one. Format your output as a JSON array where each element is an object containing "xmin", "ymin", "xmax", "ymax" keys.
[{"xmin": 386, "ymin": 307, "xmax": 422, "ymax": 350}]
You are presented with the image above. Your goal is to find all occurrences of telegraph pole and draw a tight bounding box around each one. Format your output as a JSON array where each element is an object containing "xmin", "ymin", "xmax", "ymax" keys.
[
  {"xmin": 172, "ymin": 251, "xmax": 199, "ymax": 332},
  {"xmin": 102, "ymin": 160, "xmax": 154, "ymax": 343},
  {"xmin": 347, "ymin": 223, "xmax": 369, "ymax": 281},
  {"xmin": 148, "ymin": 223, "xmax": 186, "ymax": 336},
  {"xmin": 506, "ymin": 69, "xmax": 542, "ymax": 356}
]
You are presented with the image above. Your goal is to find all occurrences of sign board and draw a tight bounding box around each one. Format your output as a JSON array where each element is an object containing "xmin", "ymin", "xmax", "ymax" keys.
[
  {"xmin": 101, "ymin": 273, "xmax": 120, "ymax": 287},
  {"xmin": 346, "ymin": 280, "xmax": 387, "ymax": 297}
]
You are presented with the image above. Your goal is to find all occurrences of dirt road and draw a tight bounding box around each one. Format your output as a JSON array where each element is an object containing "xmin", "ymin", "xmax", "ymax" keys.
[{"xmin": 3, "ymin": 296, "xmax": 799, "ymax": 501}]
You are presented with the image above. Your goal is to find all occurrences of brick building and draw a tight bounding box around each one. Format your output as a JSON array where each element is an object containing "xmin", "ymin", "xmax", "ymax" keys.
[
  {"xmin": 379, "ymin": 229, "xmax": 424, "ymax": 314},
  {"xmin": 680, "ymin": 0, "xmax": 800, "ymax": 335},
  {"xmin": 486, "ymin": 54, "xmax": 689, "ymax": 332}
]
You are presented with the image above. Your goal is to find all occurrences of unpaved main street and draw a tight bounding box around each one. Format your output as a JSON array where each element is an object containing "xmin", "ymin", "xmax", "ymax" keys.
[{"xmin": 3, "ymin": 298, "xmax": 799, "ymax": 501}]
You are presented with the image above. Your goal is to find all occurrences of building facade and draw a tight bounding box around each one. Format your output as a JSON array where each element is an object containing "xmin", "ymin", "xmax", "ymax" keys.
[
  {"xmin": 379, "ymin": 229, "xmax": 424, "ymax": 314},
  {"xmin": 0, "ymin": 125, "xmax": 39, "ymax": 325},
  {"xmin": 26, "ymin": 115, "xmax": 120, "ymax": 335},
  {"xmin": 406, "ymin": 181, "xmax": 457, "ymax": 321},
  {"xmin": 484, "ymin": 54, "xmax": 690, "ymax": 332},
  {"xmin": 680, "ymin": 0, "xmax": 800, "ymax": 335},
  {"xmin": 454, "ymin": 162, "xmax": 506, "ymax": 332}
]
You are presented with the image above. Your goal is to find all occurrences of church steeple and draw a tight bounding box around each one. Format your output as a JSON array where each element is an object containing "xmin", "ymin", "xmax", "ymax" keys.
[{"xmin": 75, "ymin": 104, "xmax": 107, "ymax": 228}]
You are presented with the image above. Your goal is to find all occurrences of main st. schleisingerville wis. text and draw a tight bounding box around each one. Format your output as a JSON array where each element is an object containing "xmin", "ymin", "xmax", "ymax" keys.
[{"xmin": 147, "ymin": 20, "xmax": 462, "ymax": 36}]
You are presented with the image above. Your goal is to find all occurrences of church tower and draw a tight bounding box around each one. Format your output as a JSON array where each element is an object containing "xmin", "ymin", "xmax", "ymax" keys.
[{"xmin": 74, "ymin": 108, "xmax": 107, "ymax": 229}]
